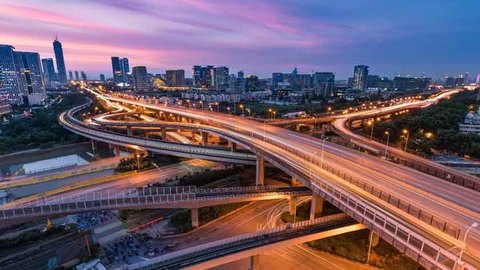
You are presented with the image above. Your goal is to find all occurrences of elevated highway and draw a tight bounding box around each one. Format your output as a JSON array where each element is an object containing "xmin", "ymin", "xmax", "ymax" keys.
[
  {"xmin": 0, "ymin": 186, "xmax": 310, "ymax": 222},
  {"xmin": 118, "ymin": 214, "xmax": 363, "ymax": 270},
  {"xmin": 62, "ymin": 88, "xmax": 480, "ymax": 270}
]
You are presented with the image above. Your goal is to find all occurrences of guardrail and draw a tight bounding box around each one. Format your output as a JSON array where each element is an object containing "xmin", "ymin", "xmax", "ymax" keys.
[
  {"xmin": 76, "ymin": 93, "xmax": 478, "ymax": 269},
  {"xmin": 119, "ymin": 213, "xmax": 350, "ymax": 270}
]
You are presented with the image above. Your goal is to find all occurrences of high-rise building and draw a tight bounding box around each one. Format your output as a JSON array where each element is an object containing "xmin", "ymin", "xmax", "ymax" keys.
[
  {"xmin": 68, "ymin": 70, "xmax": 73, "ymax": 81},
  {"xmin": 214, "ymin": 66, "xmax": 229, "ymax": 91},
  {"xmin": 81, "ymin": 71, "xmax": 87, "ymax": 81},
  {"xmin": 74, "ymin": 71, "xmax": 79, "ymax": 81},
  {"xmin": 236, "ymin": 71, "xmax": 246, "ymax": 92},
  {"xmin": 0, "ymin": 45, "xmax": 21, "ymax": 104},
  {"xmin": 41, "ymin": 58, "xmax": 56, "ymax": 83},
  {"xmin": 53, "ymin": 37, "xmax": 67, "ymax": 84},
  {"xmin": 192, "ymin": 65, "xmax": 214, "ymax": 88},
  {"xmin": 313, "ymin": 72, "xmax": 335, "ymax": 97},
  {"xmin": 111, "ymin": 57, "xmax": 122, "ymax": 83},
  {"xmin": 99, "ymin": 74, "xmax": 105, "ymax": 82},
  {"xmin": 393, "ymin": 76, "xmax": 431, "ymax": 91},
  {"xmin": 166, "ymin": 69, "xmax": 185, "ymax": 87},
  {"xmin": 353, "ymin": 65, "xmax": 369, "ymax": 91},
  {"xmin": 121, "ymin": 58, "xmax": 129, "ymax": 82},
  {"xmin": 14, "ymin": 51, "xmax": 45, "ymax": 96},
  {"xmin": 132, "ymin": 66, "xmax": 149, "ymax": 92},
  {"xmin": 444, "ymin": 76, "xmax": 455, "ymax": 88}
]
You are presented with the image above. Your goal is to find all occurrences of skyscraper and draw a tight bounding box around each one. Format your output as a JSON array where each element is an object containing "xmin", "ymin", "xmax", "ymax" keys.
[
  {"xmin": 81, "ymin": 71, "xmax": 87, "ymax": 81},
  {"xmin": 75, "ymin": 71, "xmax": 79, "ymax": 81},
  {"xmin": 121, "ymin": 58, "xmax": 129, "ymax": 82},
  {"xmin": 68, "ymin": 70, "xmax": 73, "ymax": 81},
  {"xmin": 214, "ymin": 66, "xmax": 229, "ymax": 91},
  {"xmin": 100, "ymin": 74, "xmax": 105, "ymax": 82},
  {"xmin": 41, "ymin": 58, "xmax": 56, "ymax": 83},
  {"xmin": 53, "ymin": 36, "xmax": 67, "ymax": 84},
  {"xmin": 132, "ymin": 66, "xmax": 149, "ymax": 92},
  {"xmin": 0, "ymin": 45, "xmax": 21, "ymax": 104},
  {"xmin": 192, "ymin": 65, "xmax": 214, "ymax": 88},
  {"xmin": 166, "ymin": 69, "xmax": 185, "ymax": 87},
  {"xmin": 111, "ymin": 57, "xmax": 122, "ymax": 83},
  {"xmin": 313, "ymin": 72, "xmax": 335, "ymax": 97},
  {"xmin": 236, "ymin": 71, "xmax": 246, "ymax": 92},
  {"xmin": 14, "ymin": 51, "xmax": 45, "ymax": 95},
  {"xmin": 353, "ymin": 65, "xmax": 369, "ymax": 91}
]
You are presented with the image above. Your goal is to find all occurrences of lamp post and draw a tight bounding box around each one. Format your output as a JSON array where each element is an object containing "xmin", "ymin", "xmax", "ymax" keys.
[
  {"xmin": 135, "ymin": 154, "xmax": 140, "ymax": 170},
  {"xmin": 368, "ymin": 120, "xmax": 375, "ymax": 140},
  {"xmin": 240, "ymin": 104, "xmax": 244, "ymax": 115},
  {"xmin": 456, "ymin": 222, "xmax": 478, "ymax": 269},
  {"xmin": 246, "ymin": 108, "xmax": 251, "ymax": 117},
  {"xmin": 384, "ymin": 131, "xmax": 390, "ymax": 158},
  {"xmin": 268, "ymin": 108, "xmax": 273, "ymax": 119},
  {"xmin": 403, "ymin": 129, "xmax": 409, "ymax": 152}
]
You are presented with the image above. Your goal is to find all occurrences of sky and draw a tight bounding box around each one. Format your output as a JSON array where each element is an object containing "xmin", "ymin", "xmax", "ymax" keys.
[{"xmin": 1, "ymin": 0, "xmax": 479, "ymax": 80}]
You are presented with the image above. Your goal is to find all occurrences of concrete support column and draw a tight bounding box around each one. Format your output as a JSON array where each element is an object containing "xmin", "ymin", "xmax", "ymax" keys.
[
  {"xmin": 370, "ymin": 231, "xmax": 380, "ymax": 247},
  {"xmin": 90, "ymin": 140, "xmax": 97, "ymax": 155},
  {"xmin": 191, "ymin": 131, "xmax": 196, "ymax": 142},
  {"xmin": 126, "ymin": 126, "xmax": 133, "ymax": 136},
  {"xmin": 295, "ymin": 124, "xmax": 301, "ymax": 132},
  {"xmin": 250, "ymin": 255, "xmax": 260, "ymax": 270},
  {"xmin": 288, "ymin": 196, "xmax": 297, "ymax": 216},
  {"xmin": 310, "ymin": 195, "xmax": 324, "ymax": 220},
  {"xmin": 309, "ymin": 124, "xmax": 315, "ymax": 136},
  {"xmin": 231, "ymin": 142, "xmax": 237, "ymax": 152},
  {"xmin": 291, "ymin": 176, "xmax": 301, "ymax": 187},
  {"xmin": 161, "ymin": 128, "xmax": 167, "ymax": 140},
  {"xmin": 256, "ymin": 155, "xmax": 265, "ymax": 186},
  {"xmin": 114, "ymin": 145, "xmax": 121, "ymax": 157},
  {"xmin": 191, "ymin": 208, "xmax": 199, "ymax": 228},
  {"xmin": 201, "ymin": 132, "xmax": 208, "ymax": 146}
]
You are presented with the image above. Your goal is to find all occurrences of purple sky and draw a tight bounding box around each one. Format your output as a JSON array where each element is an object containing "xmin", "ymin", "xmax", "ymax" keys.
[{"xmin": 1, "ymin": 0, "xmax": 479, "ymax": 79}]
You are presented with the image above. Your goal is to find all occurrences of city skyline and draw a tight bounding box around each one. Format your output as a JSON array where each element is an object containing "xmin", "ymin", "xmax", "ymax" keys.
[{"xmin": 1, "ymin": 0, "xmax": 479, "ymax": 79}]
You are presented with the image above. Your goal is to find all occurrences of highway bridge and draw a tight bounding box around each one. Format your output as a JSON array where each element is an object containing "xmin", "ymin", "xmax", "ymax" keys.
[
  {"xmin": 0, "ymin": 186, "xmax": 310, "ymax": 224},
  {"xmin": 117, "ymin": 214, "xmax": 363, "ymax": 270},
  {"xmin": 59, "ymin": 87, "xmax": 480, "ymax": 270}
]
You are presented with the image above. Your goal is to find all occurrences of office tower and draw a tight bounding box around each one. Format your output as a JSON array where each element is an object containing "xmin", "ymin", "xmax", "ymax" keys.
[
  {"xmin": 53, "ymin": 36, "xmax": 67, "ymax": 83},
  {"xmin": 41, "ymin": 58, "xmax": 56, "ymax": 83},
  {"xmin": 75, "ymin": 71, "xmax": 79, "ymax": 80},
  {"xmin": 166, "ymin": 69, "xmax": 185, "ymax": 87},
  {"xmin": 111, "ymin": 57, "xmax": 122, "ymax": 83},
  {"xmin": 0, "ymin": 45, "xmax": 21, "ymax": 104},
  {"xmin": 393, "ymin": 76, "xmax": 431, "ymax": 91},
  {"xmin": 214, "ymin": 66, "xmax": 229, "ymax": 91},
  {"xmin": 14, "ymin": 51, "xmax": 45, "ymax": 95},
  {"xmin": 121, "ymin": 58, "xmax": 129, "ymax": 82},
  {"xmin": 444, "ymin": 76, "xmax": 455, "ymax": 88},
  {"xmin": 313, "ymin": 72, "xmax": 335, "ymax": 97},
  {"xmin": 236, "ymin": 71, "xmax": 246, "ymax": 92},
  {"xmin": 353, "ymin": 65, "xmax": 369, "ymax": 91},
  {"xmin": 192, "ymin": 65, "xmax": 214, "ymax": 88},
  {"xmin": 68, "ymin": 70, "xmax": 73, "ymax": 81},
  {"xmin": 100, "ymin": 74, "xmax": 105, "ymax": 82},
  {"xmin": 132, "ymin": 66, "xmax": 149, "ymax": 92},
  {"xmin": 81, "ymin": 71, "xmax": 87, "ymax": 81}
]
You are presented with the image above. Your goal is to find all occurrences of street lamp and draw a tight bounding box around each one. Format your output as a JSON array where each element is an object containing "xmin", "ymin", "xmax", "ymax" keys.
[
  {"xmin": 273, "ymin": 110, "xmax": 277, "ymax": 119},
  {"xmin": 384, "ymin": 131, "xmax": 390, "ymax": 158},
  {"xmin": 135, "ymin": 154, "xmax": 140, "ymax": 170},
  {"xmin": 456, "ymin": 222, "xmax": 478, "ymax": 269},
  {"xmin": 215, "ymin": 102, "xmax": 219, "ymax": 112},
  {"xmin": 268, "ymin": 108, "xmax": 273, "ymax": 119},
  {"xmin": 246, "ymin": 108, "xmax": 251, "ymax": 117},
  {"xmin": 239, "ymin": 104, "xmax": 244, "ymax": 115},
  {"xmin": 367, "ymin": 120, "xmax": 375, "ymax": 140},
  {"xmin": 403, "ymin": 129, "xmax": 409, "ymax": 152}
]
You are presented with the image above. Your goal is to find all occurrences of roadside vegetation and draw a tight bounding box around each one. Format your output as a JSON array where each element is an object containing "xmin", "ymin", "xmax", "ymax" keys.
[{"xmin": 363, "ymin": 90, "xmax": 480, "ymax": 158}]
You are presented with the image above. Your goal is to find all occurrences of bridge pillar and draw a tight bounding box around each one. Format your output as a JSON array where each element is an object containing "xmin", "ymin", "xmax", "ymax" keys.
[
  {"xmin": 114, "ymin": 145, "xmax": 121, "ymax": 157},
  {"xmin": 256, "ymin": 155, "xmax": 265, "ymax": 186},
  {"xmin": 291, "ymin": 176, "xmax": 302, "ymax": 187},
  {"xmin": 161, "ymin": 128, "xmax": 167, "ymax": 140},
  {"xmin": 191, "ymin": 208, "xmax": 199, "ymax": 228},
  {"xmin": 370, "ymin": 231, "xmax": 380, "ymax": 247},
  {"xmin": 231, "ymin": 142, "xmax": 237, "ymax": 152},
  {"xmin": 250, "ymin": 254, "xmax": 260, "ymax": 270},
  {"xmin": 309, "ymin": 124, "xmax": 315, "ymax": 136},
  {"xmin": 201, "ymin": 132, "xmax": 208, "ymax": 146},
  {"xmin": 288, "ymin": 196, "xmax": 297, "ymax": 216},
  {"xmin": 126, "ymin": 126, "xmax": 133, "ymax": 136},
  {"xmin": 310, "ymin": 195, "xmax": 324, "ymax": 220},
  {"xmin": 90, "ymin": 140, "xmax": 97, "ymax": 155},
  {"xmin": 295, "ymin": 124, "xmax": 301, "ymax": 132}
]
